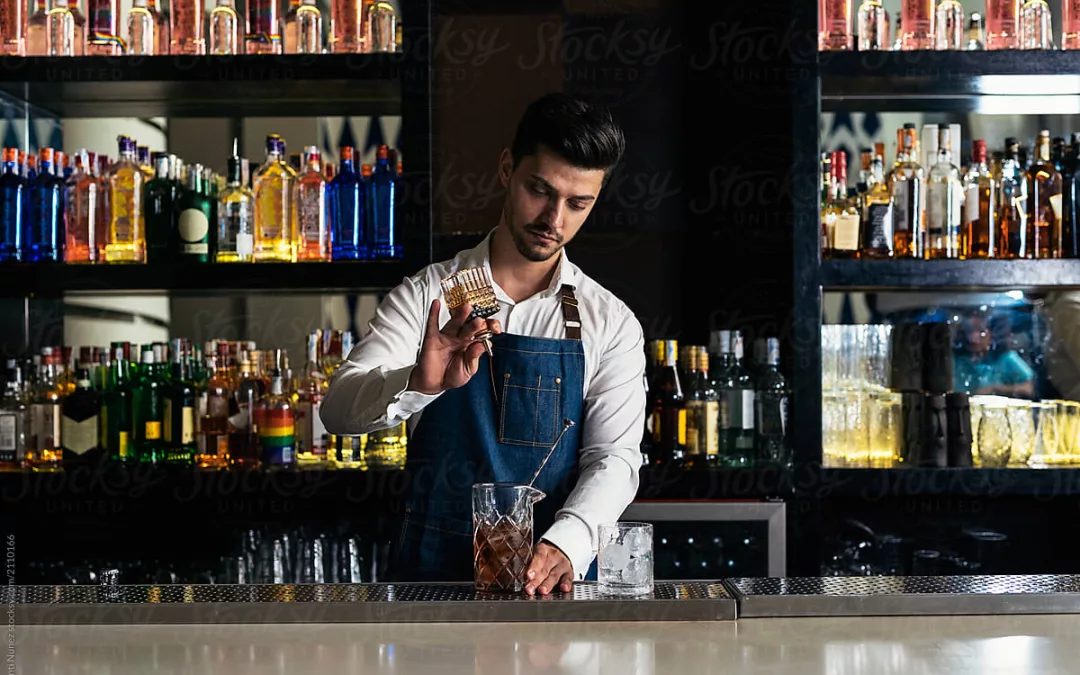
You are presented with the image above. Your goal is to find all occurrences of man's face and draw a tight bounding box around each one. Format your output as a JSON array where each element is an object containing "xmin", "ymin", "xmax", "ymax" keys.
[{"xmin": 498, "ymin": 145, "xmax": 606, "ymax": 262}]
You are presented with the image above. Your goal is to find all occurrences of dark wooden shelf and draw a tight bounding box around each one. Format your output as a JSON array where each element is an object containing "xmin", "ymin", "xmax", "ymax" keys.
[
  {"xmin": 820, "ymin": 259, "xmax": 1080, "ymax": 291},
  {"xmin": 812, "ymin": 468, "xmax": 1080, "ymax": 498},
  {"xmin": 0, "ymin": 260, "xmax": 413, "ymax": 296},
  {"xmin": 820, "ymin": 50, "xmax": 1080, "ymax": 113},
  {"xmin": 0, "ymin": 54, "xmax": 408, "ymax": 118}
]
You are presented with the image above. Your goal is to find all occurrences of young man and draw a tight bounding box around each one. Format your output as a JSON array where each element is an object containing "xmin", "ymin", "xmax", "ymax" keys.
[{"xmin": 320, "ymin": 92, "xmax": 646, "ymax": 596}]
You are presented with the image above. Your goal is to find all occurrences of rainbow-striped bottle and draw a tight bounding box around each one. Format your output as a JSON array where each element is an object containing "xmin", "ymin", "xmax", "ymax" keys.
[{"xmin": 256, "ymin": 367, "xmax": 295, "ymax": 468}]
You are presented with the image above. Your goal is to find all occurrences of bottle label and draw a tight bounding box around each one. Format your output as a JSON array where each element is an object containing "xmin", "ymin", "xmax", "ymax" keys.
[
  {"xmin": 833, "ymin": 213, "xmax": 860, "ymax": 251},
  {"xmin": 741, "ymin": 390, "xmax": 755, "ymax": 430},
  {"xmin": 179, "ymin": 208, "xmax": 210, "ymax": 247},
  {"xmin": 164, "ymin": 399, "xmax": 173, "ymax": 443},
  {"xmin": 757, "ymin": 394, "xmax": 788, "ymax": 436},
  {"xmin": 927, "ymin": 192, "xmax": 945, "ymax": 235},
  {"xmin": 0, "ymin": 413, "xmax": 16, "ymax": 454},
  {"xmin": 181, "ymin": 406, "xmax": 195, "ymax": 444},
  {"xmin": 964, "ymin": 185, "xmax": 979, "ymax": 225},
  {"xmin": 864, "ymin": 203, "xmax": 893, "ymax": 250},
  {"xmin": 259, "ymin": 408, "xmax": 295, "ymax": 465},
  {"xmin": 118, "ymin": 431, "xmax": 131, "ymax": 459},
  {"xmin": 893, "ymin": 182, "xmax": 910, "ymax": 232},
  {"xmin": 61, "ymin": 414, "xmax": 98, "ymax": 455},
  {"xmin": 1051, "ymin": 193, "xmax": 1064, "ymax": 221},
  {"xmin": 30, "ymin": 403, "xmax": 60, "ymax": 451},
  {"xmin": 686, "ymin": 400, "xmax": 719, "ymax": 457},
  {"xmin": 719, "ymin": 393, "xmax": 732, "ymax": 430},
  {"xmin": 297, "ymin": 401, "xmax": 327, "ymax": 456},
  {"xmin": 236, "ymin": 232, "xmax": 254, "ymax": 258},
  {"xmin": 145, "ymin": 421, "xmax": 162, "ymax": 440}
]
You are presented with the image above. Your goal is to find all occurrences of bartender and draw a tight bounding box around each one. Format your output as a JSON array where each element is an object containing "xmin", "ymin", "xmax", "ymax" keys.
[{"xmin": 321, "ymin": 93, "xmax": 646, "ymax": 596}]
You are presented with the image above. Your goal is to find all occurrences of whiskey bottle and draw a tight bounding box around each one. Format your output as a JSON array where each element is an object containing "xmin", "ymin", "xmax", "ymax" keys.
[
  {"xmin": 684, "ymin": 346, "xmax": 719, "ymax": 468},
  {"xmin": 1028, "ymin": 130, "xmax": 1063, "ymax": 259},
  {"xmin": 962, "ymin": 140, "xmax": 998, "ymax": 258},
  {"xmin": 926, "ymin": 126, "xmax": 962, "ymax": 259},
  {"xmin": 60, "ymin": 368, "xmax": 100, "ymax": 467},
  {"xmin": 27, "ymin": 348, "xmax": 62, "ymax": 472},
  {"xmin": 861, "ymin": 149, "xmax": 894, "ymax": 258},
  {"xmin": 198, "ymin": 344, "xmax": 234, "ymax": 469},
  {"xmin": 648, "ymin": 339, "xmax": 686, "ymax": 466},
  {"xmin": 103, "ymin": 135, "xmax": 147, "ymax": 263},
  {"xmin": 230, "ymin": 354, "xmax": 265, "ymax": 468},
  {"xmin": 888, "ymin": 124, "xmax": 925, "ymax": 258},
  {"xmin": 253, "ymin": 135, "xmax": 298, "ymax": 262},
  {"xmin": 1000, "ymin": 138, "xmax": 1031, "ymax": 258},
  {"xmin": 0, "ymin": 359, "xmax": 27, "ymax": 470}
]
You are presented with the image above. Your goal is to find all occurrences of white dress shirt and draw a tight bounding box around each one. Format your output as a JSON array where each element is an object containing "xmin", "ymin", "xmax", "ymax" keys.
[{"xmin": 320, "ymin": 230, "xmax": 647, "ymax": 579}]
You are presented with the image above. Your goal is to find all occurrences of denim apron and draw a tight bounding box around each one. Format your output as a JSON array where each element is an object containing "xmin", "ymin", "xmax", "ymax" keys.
[{"xmin": 387, "ymin": 286, "xmax": 596, "ymax": 582}]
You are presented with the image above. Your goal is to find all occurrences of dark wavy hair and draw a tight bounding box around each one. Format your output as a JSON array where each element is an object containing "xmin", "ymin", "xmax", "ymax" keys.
[{"xmin": 509, "ymin": 93, "xmax": 625, "ymax": 184}]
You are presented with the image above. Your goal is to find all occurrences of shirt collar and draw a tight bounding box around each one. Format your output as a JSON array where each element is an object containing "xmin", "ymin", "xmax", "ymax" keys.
[{"xmin": 464, "ymin": 229, "xmax": 579, "ymax": 303}]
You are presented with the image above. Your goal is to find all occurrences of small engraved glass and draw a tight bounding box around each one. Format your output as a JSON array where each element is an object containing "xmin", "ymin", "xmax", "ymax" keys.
[{"xmin": 598, "ymin": 522, "xmax": 654, "ymax": 597}]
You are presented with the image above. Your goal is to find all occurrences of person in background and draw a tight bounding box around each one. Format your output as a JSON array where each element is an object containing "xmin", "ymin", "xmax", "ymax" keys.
[{"xmin": 953, "ymin": 310, "xmax": 1035, "ymax": 398}]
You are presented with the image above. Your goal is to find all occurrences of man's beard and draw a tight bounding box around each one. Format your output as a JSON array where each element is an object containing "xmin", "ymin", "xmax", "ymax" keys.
[{"xmin": 505, "ymin": 203, "xmax": 562, "ymax": 262}]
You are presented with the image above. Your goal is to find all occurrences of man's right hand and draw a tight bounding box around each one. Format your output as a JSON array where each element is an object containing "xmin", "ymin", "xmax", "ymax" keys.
[{"xmin": 407, "ymin": 299, "xmax": 502, "ymax": 395}]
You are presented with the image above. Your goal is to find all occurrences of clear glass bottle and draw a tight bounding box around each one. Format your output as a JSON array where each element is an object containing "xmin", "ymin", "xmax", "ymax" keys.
[
  {"xmin": 86, "ymin": 0, "xmax": 121, "ymax": 55},
  {"xmin": 724, "ymin": 332, "xmax": 755, "ymax": 467},
  {"xmin": 857, "ymin": 0, "xmax": 887, "ymax": 50},
  {"xmin": 367, "ymin": 1, "xmax": 396, "ymax": 52},
  {"xmin": 330, "ymin": 146, "xmax": 366, "ymax": 260},
  {"xmin": 962, "ymin": 140, "xmax": 998, "ymax": 258},
  {"xmin": 296, "ymin": 0, "xmax": 321, "ymax": 53},
  {"xmin": 296, "ymin": 147, "xmax": 329, "ymax": 261},
  {"xmin": 823, "ymin": 151, "xmax": 861, "ymax": 258},
  {"xmin": 1066, "ymin": 0, "xmax": 1080, "ymax": 49},
  {"xmin": 1029, "ymin": 130, "xmax": 1063, "ymax": 259},
  {"xmin": 331, "ymin": 0, "xmax": 364, "ymax": 52},
  {"xmin": 27, "ymin": 348, "xmax": 62, "ymax": 472},
  {"xmin": 754, "ymin": 338, "xmax": 788, "ymax": 468},
  {"xmin": 1000, "ymin": 137, "xmax": 1031, "ymax": 258},
  {"xmin": 295, "ymin": 332, "xmax": 328, "ymax": 468},
  {"xmin": 901, "ymin": 0, "xmax": 934, "ymax": 49},
  {"xmin": 935, "ymin": 0, "xmax": 964, "ymax": 49},
  {"xmin": 27, "ymin": 0, "xmax": 46, "ymax": 55},
  {"xmin": 127, "ymin": 0, "xmax": 156, "ymax": 54},
  {"xmin": 1019, "ymin": 0, "xmax": 1052, "ymax": 49},
  {"xmin": 245, "ymin": 0, "xmax": 281, "ymax": 53},
  {"xmin": 46, "ymin": 0, "xmax": 78, "ymax": 55},
  {"xmin": 217, "ymin": 142, "xmax": 255, "ymax": 262},
  {"xmin": 257, "ymin": 367, "xmax": 296, "ymax": 469},
  {"xmin": 0, "ymin": 359, "xmax": 27, "ymax": 471},
  {"xmin": 253, "ymin": 134, "xmax": 298, "ymax": 262},
  {"xmin": 986, "ymin": 0, "xmax": 1019, "ymax": 49},
  {"xmin": 925, "ymin": 126, "xmax": 962, "ymax": 259},
  {"xmin": 104, "ymin": 135, "xmax": 147, "ymax": 264},
  {"xmin": 209, "ymin": 0, "xmax": 240, "ymax": 54},
  {"xmin": 170, "ymin": 0, "xmax": 205, "ymax": 54},
  {"xmin": 887, "ymin": 124, "xmax": 925, "ymax": 258},
  {"xmin": 64, "ymin": 151, "xmax": 98, "ymax": 263},
  {"xmin": 148, "ymin": 0, "xmax": 168, "ymax": 54}
]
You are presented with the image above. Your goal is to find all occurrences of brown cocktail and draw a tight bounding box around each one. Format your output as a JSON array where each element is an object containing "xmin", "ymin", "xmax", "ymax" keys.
[{"xmin": 472, "ymin": 483, "xmax": 544, "ymax": 593}]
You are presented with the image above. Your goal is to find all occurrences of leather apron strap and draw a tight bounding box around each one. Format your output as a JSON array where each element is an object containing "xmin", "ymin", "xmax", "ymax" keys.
[{"xmin": 560, "ymin": 285, "xmax": 581, "ymax": 340}]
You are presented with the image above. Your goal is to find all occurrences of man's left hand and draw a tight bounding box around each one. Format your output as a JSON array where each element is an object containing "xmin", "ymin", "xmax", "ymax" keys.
[{"xmin": 525, "ymin": 542, "xmax": 574, "ymax": 596}]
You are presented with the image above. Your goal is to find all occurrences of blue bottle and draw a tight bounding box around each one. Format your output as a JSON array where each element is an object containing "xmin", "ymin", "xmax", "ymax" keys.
[
  {"xmin": 330, "ymin": 145, "xmax": 367, "ymax": 261},
  {"xmin": 0, "ymin": 148, "xmax": 25, "ymax": 262},
  {"xmin": 25, "ymin": 149, "xmax": 65, "ymax": 262},
  {"xmin": 367, "ymin": 144, "xmax": 400, "ymax": 259}
]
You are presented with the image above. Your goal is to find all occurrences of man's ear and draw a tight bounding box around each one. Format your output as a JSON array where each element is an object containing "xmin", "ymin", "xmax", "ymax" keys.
[{"xmin": 498, "ymin": 148, "xmax": 513, "ymax": 188}]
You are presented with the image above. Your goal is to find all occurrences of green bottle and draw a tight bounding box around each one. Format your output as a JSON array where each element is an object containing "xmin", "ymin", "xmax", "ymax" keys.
[
  {"xmin": 144, "ymin": 153, "xmax": 174, "ymax": 264},
  {"xmin": 101, "ymin": 344, "xmax": 134, "ymax": 463},
  {"xmin": 176, "ymin": 163, "xmax": 213, "ymax": 262},
  {"xmin": 164, "ymin": 339, "xmax": 197, "ymax": 467},
  {"xmin": 133, "ymin": 345, "xmax": 166, "ymax": 464}
]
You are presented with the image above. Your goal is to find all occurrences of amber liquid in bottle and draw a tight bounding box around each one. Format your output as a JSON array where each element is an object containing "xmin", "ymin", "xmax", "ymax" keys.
[
  {"xmin": 888, "ymin": 125, "xmax": 925, "ymax": 258},
  {"xmin": 986, "ymin": 0, "xmax": 1020, "ymax": 49},
  {"xmin": 901, "ymin": 0, "xmax": 935, "ymax": 49},
  {"xmin": 330, "ymin": 0, "xmax": 365, "ymax": 52},
  {"xmin": 1029, "ymin": 130, "xmax": 1063, "ymax": 259},
  {"xmin": 962, "ymin": 140, "xmax": 999, "ymax": 259},
  {"xmin": 170, "ymin": 0, "xmax": 206, "ymax": 54},
  {"xmin": 819, "ymin": 0, "xmax": 854, "ymax": 50},
  {"xmin": 1065, "ymin": 0, "xmax": 1080, "ymax": 48}
]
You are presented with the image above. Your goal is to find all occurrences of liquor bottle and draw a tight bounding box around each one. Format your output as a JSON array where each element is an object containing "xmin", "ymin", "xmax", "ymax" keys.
[
  {"xmin": 647, "ymin": 340, "xmax": 686, "ymax": 466},
  {"xmin": 46, "ymin": 0, "xmax": 79, "ymax": 55},
  {"xmin": 0, "ymin": 360, "xmax": 27, "ymax": 470},
  {"xmin": 104, "ymin": 135, "xmax": 147, "ymax": 264},
  {"xmin": 25, "ymin": 148, "xmax": 65, "ymax": 263},
  {"xmin": 164, "ymin": 342, "xmax": 196, "ymax": 466},
  {"xmin": 128, "ymin": 0, "xmax": 156, "ymax": 54},
  {"xmin": 61, "ymin": 368, "xmax": 101, "ymax": 466},
  {"xmin": 27, "ymin": 348, "xmax": 62, "ymax": 472},
  {"xmin": 901, "ymin": 0, "xmax": 934, "ymax": 49},
  {"xmin": 367, "ymin": 0, "xmax": 396, "ymax": 51},
  {"xmin": 257, "ymin": 368, "xmax": 296, "ymax": 469},
  {"xmin": 1019, "ymin": 0, "xmax": 1052, "ymax": 49},
  {"xmin": 283, "ymin": 0, "xmax": 301, "ymax": 52},
  {"xmin": 176, "ymin": 163, "xmax": 212, "ymax": 262},
  {"xmin": 331, "ymin": 0, "xmax": 364, "ymax": 52},
  {"xmin": 888, "ymin": 124, "xmax": 925, "ymax": 258},
  {"xmin": 27, "ymin": 0, "xmax": 46, "ymax": 54},
  {"xmin": 861, "ymin": 149, "xmax": 894, "ymax": 258},
  {"xmin": 823, "ymin": 151, "xmax": 860, "ymax": 258},
  {"xmin": 296, "ymin": 332, "xmax": 328, "ymax": 468},
  {"xmin": 209, "ymin": 0, "xmax": 240, "ymax": 54},
  {"xmin": 144, "ymin": 152, "xmax": 173, "ymax": 264},
  {"xmin": 170, "ymin": 0, "xmax": 205, "ymax": 54},
  {"xmin": 245, "ymin": 0, "xmax": 281, "ymax": 53},
  {"xmin": 1029, "ymin": 130, "xmax": 1063, "ymax": 259},
  {"xmin": 86, "ymin": 0, "xmax": 121, "ymax": 55},
  {"xmin": 966, "ymin": 11, "xmax": 985, "ymax": 49},
  {"xmin": 0, "ymin": 149, "xmax": 24, "ymax": 262},
  {"xmin": 296, "ymin": 147, "xmax": 330, "ymax": 261},
  {"xmin": 148, "ymin": 0, "xmax": 168, "ymax": 54},
  {"xmin": 198, "ymin": 344, "xmax": 233, "ymax": 468},
  {"xmin": 0, "ymin": 0, "xmax": 28, "ymax": 54},
  {"xmin": 1066, "ymin": 0, "xmax": 1080, "ymax": 49},
  {"xmin": 754, "ymin": 338, "xmax": 788, "ymax": 468},
  {"xmin": 133, "ymin": 346, "xmax": 165, "ymax": 463},
  {"xmin": 368, "ymin": 145, "xmax": 400, "ymax": 259},
  {"xmin": 986, "ymin": 0, "xmax": 1019, "ymax": 49},
  {"xmin": 330, "ymin": 146, "xmax": 366, "ymax": 260},
  {"xmin": 926, "ymin": 126, "xmax": 962, "ymax": 259},
  {"xmin": 100, "ymin": 345, "xmax": 132, "ymax": 462},
  {"xmin": 1063, "ymin": 134, "xmax": 1080, "ymax": 258},
  {"xmin": 253, "ymin": 134, "xmax": 298, "ymax": 262},
  {"xmin": 296, "ymin": 0, "xmax": 322, "ymax": 53},
  {"xmin": 683, "ymin": 346, "xmax": 719, "ymax": 468},
  {"xmin": 230, "ymin": 354, "xmax": 265, "ymax": 468},
  {"xmin": 1000, "ymin": 138, "xmax": 1031, "ymax": 258},
  {"xmin": 935, "ymin": 0, "xmax": 964, "ymax": 49},
  {"xmin": 217, "ymin": 142, "xmax": 255, "ymax": 262},
  {"xmin": 962, "ymin": 140, "xmax": 998, "ymax": 258},
  {"xmin": 857, "ymin": 0, "xmax": 887, "ymax": 50}
]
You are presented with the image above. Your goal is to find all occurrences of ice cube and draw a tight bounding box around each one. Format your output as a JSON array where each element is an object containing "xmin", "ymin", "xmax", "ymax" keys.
[
  {"xmin": 601, "ymin": 542, "xmax": 631, "ymax": 569},
  {"xmin": 623, "ymin": 556, "xmax": 650, "ymax": 586},
  {"xmin": 626, "ymin": 530, "xmax": 648, "ymax": 552}
]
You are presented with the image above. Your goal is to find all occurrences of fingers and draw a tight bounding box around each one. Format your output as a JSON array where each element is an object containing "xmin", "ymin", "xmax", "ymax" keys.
[
  {"xmin": 463, "ymin": 340, "xmax": 487, "ymax": 375},
  {"xmin": 525, "ymin": 548, "xmax": 573, "ymax": 596},
  {"xmin": 524, "ymin": 553, "xmax": 547, "ymax": 596},
  {"xmin": 457, "ymin": 315, "xmax": 488, "ymax": 341},
  {"xmin": 487, "ymin": 318, "xmax": 503, "ymax": 335},
  {"xmin": 424, "ymin": 299, "xmax": 441, "ymax": 340},
  {"xmin": 441, "ymin": 300, "xmax": 472, "ymax": 335}
]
